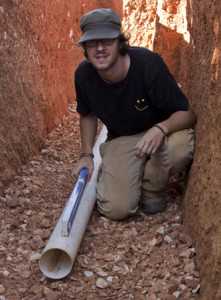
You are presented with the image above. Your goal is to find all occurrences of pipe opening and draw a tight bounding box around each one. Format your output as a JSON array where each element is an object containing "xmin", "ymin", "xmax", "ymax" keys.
[{"xmin": 39, "ymin": 248, "xmax": 72, "ymax": 279}]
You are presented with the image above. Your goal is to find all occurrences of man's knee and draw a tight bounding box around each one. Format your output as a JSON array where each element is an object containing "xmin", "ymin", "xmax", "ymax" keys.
[{"xmin": 96, "ymin": 197, "xmax": 137, "ymax": 221}]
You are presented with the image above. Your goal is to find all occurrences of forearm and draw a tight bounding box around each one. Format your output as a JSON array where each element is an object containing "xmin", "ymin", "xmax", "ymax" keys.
[
  {"xmin": 80, "ymin": 114, "xmax": 97, "ymax": 154},
  {"xmin": 158, "ymin": 109, "xmax": 197, "ymax": 135}
]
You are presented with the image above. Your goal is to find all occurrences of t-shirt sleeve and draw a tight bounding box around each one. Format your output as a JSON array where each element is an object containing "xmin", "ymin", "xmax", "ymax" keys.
[
  {"xmin": 74, "ymin": 69, "xmax": 91, "ymax": 115},
  {"xmin": 146, "ymin": 54, "xmax": 189, "ymax": 114}
]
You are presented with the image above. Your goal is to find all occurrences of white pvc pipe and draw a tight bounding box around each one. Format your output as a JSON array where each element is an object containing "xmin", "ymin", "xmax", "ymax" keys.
[{"xmin": 39, "ymin": 126, "xmax": 107, "ymax": 279}]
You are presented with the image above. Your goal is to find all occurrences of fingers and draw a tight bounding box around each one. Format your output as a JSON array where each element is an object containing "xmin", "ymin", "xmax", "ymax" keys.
[
  {"xmin": 136, "ymin": 139, "xmax": 156, "ymax": 157},
  {"xmin": 135, "ymin": 129, "xmax": 165, "ymax": 158},
  {"xmin": 72, "ymin": 157, "xmax": 94, "ymax": 181}
]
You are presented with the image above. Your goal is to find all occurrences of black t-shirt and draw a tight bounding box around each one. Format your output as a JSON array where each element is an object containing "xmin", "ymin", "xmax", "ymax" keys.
[{"xmin": 75, "ymin": 47, "xmax": 189, "ymax": 138}]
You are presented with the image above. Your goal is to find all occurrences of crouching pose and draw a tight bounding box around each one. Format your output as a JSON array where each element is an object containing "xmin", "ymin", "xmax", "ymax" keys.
[{"xmin": 73, "ymin": 8, "xmax": 196, "ymax": 220}]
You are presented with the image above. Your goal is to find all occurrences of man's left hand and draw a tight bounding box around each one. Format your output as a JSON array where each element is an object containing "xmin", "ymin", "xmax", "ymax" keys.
[{"xmin": 135, "ymin": 126, "xmax": 165, "ymax": 158}]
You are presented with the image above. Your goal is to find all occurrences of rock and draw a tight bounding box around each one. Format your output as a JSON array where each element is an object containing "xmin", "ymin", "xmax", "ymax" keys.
[
  {"xmin": 31, "ymin": 285, "xmax": 42, "ymax": 294},
  {"xmin": 168, "ymin": 283, "xmax": 179, "ymax": 294},
  {"xmin": 95, "ymin": 268, "xmax": 108, "ymax": 277},
  {"xmin": 184, "ymin": 277, "xmax": 199, "ymax": 289},
  {"xmin": 149, "ymin": 235, "xmax": 163, "ymax": 247},
  {"xmin": 147, "ymin": 293, "xmax": 158, "ymax": 300},
  {"xmin": 43, "ymin": 287, "xmax": 59, "ymax": 300},
  {"xmin": 179, "ymin": 284, "xmax": 187, "ymax": 291},
  {"xmin": 184, "ymin": 262, "xmax": 195, "ymax": 274},
  {"xmin": 95, "ymin": 277, "xmax": 109, "ymax": 289},
  {"xmin": 83, "ymin": 270, "xmax": 94, "ymax": 278},
  {"xmin": 164, "ymin": 235, "xmax": 173, "ymax": 243},
  {"xmin": 107, "ymin": 276, "xmax": 113, "ymax": 283},
  {"xmin": 2, "ymin": 270, "xmax": 9, "ymax": 277},
  {"xmin": 172, "ymin": 257, "xmax": 180, "ymax": 267},
  {"xmin": 192, "ymin": 284, "xmax": 200, "ymax": 294},
  {"xmin": 6, "ymin": 197, "xmax": 18, "ymax": 208},
  {"xmin": 6, "ymin": 255, "xmax": 12, "ymax": 261},
  {"xmin": 173, "ymin": 290, "xmax": 181, "ymax": 298},
  {"xmin": 41, "ymin": 218, "xmax": 51, "ymax": 228},
  {"xmin": 179, "ymin": 249, "xmax": 194, "ymax": 259},
  {"xmin": 178, "ymin": 233, "xmax": 193, "ymax": 247},
  {"xmin": 156, "ymin": 226, "xmax": 165, "ymax": 235},
  {"xmin": 30, "ymin": 235, "xmax": 44, "ymax": 249},
  {"xmin": 21, "ymin": 270, "xmax": 31, "ymax": 279},
  {"xmin": 30, "ymin": 252, "xmax": 41, "ymax": 261},
  {"xmin": 0, "ymin": 285, "xmax": 5, "ymax": 294}
]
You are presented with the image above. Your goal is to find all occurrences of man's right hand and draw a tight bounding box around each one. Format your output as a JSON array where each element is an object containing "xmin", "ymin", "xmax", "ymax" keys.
[{"xmin": 72, "ymin": 156, "xmax": 94, "ymax": 180}]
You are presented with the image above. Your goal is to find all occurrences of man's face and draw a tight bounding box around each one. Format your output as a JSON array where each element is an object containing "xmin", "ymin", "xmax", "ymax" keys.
[{"xmin": 83, "ymin": 38, "xmax": 120, "ymax": 71}]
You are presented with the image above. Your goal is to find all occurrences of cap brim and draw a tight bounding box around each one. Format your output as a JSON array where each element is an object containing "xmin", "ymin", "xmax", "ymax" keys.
[{"xmin": 79, "ymin": 27, "xmax": 120, "ymax": 44}]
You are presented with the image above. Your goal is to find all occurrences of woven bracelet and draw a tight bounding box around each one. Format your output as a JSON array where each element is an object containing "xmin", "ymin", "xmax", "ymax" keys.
[{"xmin": 154, "ymin": 124, "xmax": 167, "ymax": 136}]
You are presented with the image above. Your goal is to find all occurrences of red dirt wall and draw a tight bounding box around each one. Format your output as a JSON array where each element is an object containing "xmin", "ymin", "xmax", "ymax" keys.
[
  {"xmin": 0, "ymin": 0, "xmax": 122, "ymax": 187},
  {"xmin": 184, "ymin": 1, "xmax": 221, "ymax": 299}
]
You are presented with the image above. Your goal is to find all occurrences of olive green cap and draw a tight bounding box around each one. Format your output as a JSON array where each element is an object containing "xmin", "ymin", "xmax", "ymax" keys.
[{"xmin": 79, "ymin": 8, "xmax": 121, "ymax": 44}]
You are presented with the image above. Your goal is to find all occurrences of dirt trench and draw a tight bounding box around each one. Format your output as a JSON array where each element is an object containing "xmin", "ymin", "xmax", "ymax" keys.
[{"xmin": 0, "ymin": 0, "xmax": 221, "ymax": 299}]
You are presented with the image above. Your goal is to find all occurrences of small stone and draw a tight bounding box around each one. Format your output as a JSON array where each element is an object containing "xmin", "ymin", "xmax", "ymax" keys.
[
  {"xmin": 192, "ymin": 284, "xmax": 200, "ymax": 294},
  {"xmin": 0, "ymin": 285, "xmax": 5, "ymax": 294},
  {"xmin": 25, "ymin": 210, "xmax": 32, "ymax": 216},
  {"xmin": 184, "ymin": 277, "xmax": 198, "ymax": 289},
  {"xmin": 2, "ymin": 270, "xmax": 9, "ymax": 277},
  {"xmin": 164, "ymin": 272, "xmax": 171, "ymax": 280},
  {"xmin": 107, "ymin": 276, "xmax": 113, "ymax": 283},
  {"xmin": 6, "ymin": 256, "xmax": 12, "ymax": 261},
  {"xmin": 21, "ymin": 270, "xmax": 31, "ymax": 279},
  {"xmin": 30, "ymin": 235, "xmax": 44, "ymax": 249},
  {"xmin": 31, "ymin": 285, "xmax": 42, "ymax": 294},
  {"xmin": 147, "ymin": 293, "xmax": 158, "ymax": 300},
  {"xmin": 96, "ymin": 277, "xmax": 109, "ymax": 289},
  {"xmin": 84, "ymin": 270, "xmax": 94, "ymax": 278},
  {"xmin": 179, "ymin": 249, "xmax": 193, "ymax": 259},
  {"xmin": 30, "ymin": 252, "xmax": 41, "ymax": 262},
  {"xmin": 41, "ymin": 218, "xmax": 51, "ymax": 228},
  {"xmin": 173, "ymin": 291, "xmax": 181, "ymax": 298},
  {"xmin": 95, "ymin": 268, "xmax": 108, "ymax": 277},
  {"xmin": 168, "ymin": 283, "xmax": 179, "ymax": 294},
  {"xmin": 149, "ymin": 236, "xmax": 163, "ymax": 247},
  {"xmin": 179, "ymin": 284, "xmax": 187, "ymax": 291},
  {"xmin": 6, "ymin": 197, "xmax": 18, "ymax": 208},
  {"xmin": 43, "ymin": 287, "xmax": 59, "ymax": 300},
  {"xmin": 178, "ymin": 233, "xmax": 193, "ymax": 247},
  {"xmin": 164, "ymin": 235, "xmax": 173, "ymax": 243},
  {"xmin": 41, "ymin": 149, "xmax": 49, "ymax": 155},
  {"xmin": 184, "ymin": 262, "xmax": 195, "ymax": 274},
  {"xmin": 156, "ymin": 226, "xmax": 165, "ymax": 235}
]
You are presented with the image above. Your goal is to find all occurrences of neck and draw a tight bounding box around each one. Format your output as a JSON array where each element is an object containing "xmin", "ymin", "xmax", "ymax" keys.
[{"xmin": 98, "ymin": 54, "xmax": 130, "ymax": 83}]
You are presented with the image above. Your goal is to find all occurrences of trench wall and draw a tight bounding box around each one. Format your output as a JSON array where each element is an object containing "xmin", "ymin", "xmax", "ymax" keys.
[
  {"xmin": 0, "ymin": 0, "xmax": 122, "ymax": 187},
  {"xmin": 184, "ymin": 1, "xmax": 221, "ymax": 299}
]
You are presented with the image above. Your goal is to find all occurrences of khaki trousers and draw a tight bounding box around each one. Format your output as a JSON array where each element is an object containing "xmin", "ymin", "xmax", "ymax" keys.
[{"xmin": 96, "ymin": 129, "xmax": 195, "ymax": 220}]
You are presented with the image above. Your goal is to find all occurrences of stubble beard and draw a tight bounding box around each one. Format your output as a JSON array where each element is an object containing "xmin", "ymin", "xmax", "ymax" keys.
[{"xmin": 89, "ymin": 46, "xmax": 120, "ymax": 73}]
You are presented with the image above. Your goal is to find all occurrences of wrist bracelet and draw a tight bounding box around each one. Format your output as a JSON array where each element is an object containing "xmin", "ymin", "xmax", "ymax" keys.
[
  {"xmin": 154, "ymin": 124, "xmax": 167, "ymax": 136},
  {"xmin": 79, "ymin": 152, "xmax": 94, "ymax": 159}
]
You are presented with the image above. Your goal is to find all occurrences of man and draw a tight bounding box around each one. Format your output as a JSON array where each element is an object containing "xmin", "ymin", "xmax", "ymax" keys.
[{"xmin": 73, "ymin": 8, "xmax": 196, "ymax": 220}]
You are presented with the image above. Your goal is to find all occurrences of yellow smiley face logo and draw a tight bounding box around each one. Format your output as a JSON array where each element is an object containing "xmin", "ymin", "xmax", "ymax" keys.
[{"xmin": 134, "ymin": 98, "xmax": 149, "ymax": 111}]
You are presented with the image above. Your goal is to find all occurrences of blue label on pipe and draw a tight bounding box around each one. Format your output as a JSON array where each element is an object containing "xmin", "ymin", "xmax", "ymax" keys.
[{"xmin": 67, "ymin": 167, "xmax": 89, "ymax": 234}]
